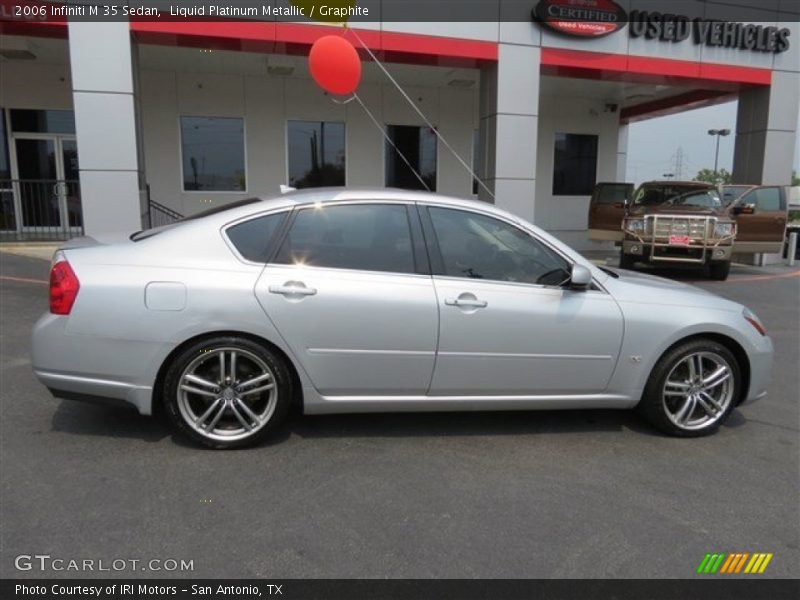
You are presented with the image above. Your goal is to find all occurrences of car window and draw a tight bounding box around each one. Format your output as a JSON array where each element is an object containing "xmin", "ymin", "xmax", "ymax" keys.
[
  {"xmin": 274, "ymin": 203, "xmax": 416, "ymax": 274},
  {"xmin": 428, "ymin": 207, "xmax": 571, "ymax": 286},
  {"xmin": 226, "ymin": 212, "xmax": 287, "ymax": 262},
  {"xmin": 748, "ymin": 187, "xmax": 783, "ymax": 212},
  {"xmin": 667, "ymin": 190, "xmax": 722, "ymax": 209}
]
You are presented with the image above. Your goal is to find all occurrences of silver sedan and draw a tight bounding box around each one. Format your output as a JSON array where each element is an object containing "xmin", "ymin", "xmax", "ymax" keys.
[{"xmin": 32, "ymin": 188, "xmax": 773, "ymax": 448}]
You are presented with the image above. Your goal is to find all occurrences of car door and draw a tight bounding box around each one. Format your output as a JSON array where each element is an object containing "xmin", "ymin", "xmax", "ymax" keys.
[
  {"xmin": 588, "ymin": 182, "xmax": 634, "ymax": 242},
  {"xmin": 732, "ymin": 186, "xmax": 788, "ymax": 254},
  {"xmin": 422, "ymin": 205, "xmax": 624, "ymax": 397},
  {"xmin": 254, "ymin": 201, "xmax": 438, "ymax": 396}
]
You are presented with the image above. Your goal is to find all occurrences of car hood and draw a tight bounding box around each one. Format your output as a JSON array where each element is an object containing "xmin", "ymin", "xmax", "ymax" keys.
[
  {"xmin": 602, "ymin": 268, "xmax": 741, "ymax": 311},
  {"xmin": 628, "ymin": 204, "xmax": 728, "ymax": 218}
]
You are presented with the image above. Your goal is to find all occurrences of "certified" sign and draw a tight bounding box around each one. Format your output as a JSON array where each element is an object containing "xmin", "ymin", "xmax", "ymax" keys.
[{"xmin": 532, "ymin": 0, "xmax": 628, "ymax": 38}]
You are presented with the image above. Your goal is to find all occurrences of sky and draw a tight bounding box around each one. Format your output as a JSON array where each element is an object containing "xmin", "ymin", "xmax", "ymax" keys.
[{"xmin": 626, "ymin": 101, "xmax": 800, "ymax": 185}]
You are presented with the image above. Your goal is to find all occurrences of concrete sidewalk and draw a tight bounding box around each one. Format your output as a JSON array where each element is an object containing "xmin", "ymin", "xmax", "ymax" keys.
[{"xmin": 0, "ymin": 243, "xmax": 59, "ymax": 262}]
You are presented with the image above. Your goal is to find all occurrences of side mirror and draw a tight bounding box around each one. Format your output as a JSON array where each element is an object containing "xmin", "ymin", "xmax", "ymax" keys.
[
  {"xmin": 733, "ymin": 203, "xmax": 756, "ymax": 215},
  {"xmin": 570, "ymin": 264, "xmax": 592, "ymax": 291}
]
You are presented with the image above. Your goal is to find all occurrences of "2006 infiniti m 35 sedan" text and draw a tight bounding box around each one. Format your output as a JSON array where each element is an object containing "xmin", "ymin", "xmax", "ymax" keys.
[{"xmin": 32, "ymin": 188, "xmax": 773, "ymax": 448}]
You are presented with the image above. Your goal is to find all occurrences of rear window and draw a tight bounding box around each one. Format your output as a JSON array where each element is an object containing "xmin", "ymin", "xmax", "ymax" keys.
[{"xmin": 131, "ymin": 197, "xmax": 266, "ymax": 241}]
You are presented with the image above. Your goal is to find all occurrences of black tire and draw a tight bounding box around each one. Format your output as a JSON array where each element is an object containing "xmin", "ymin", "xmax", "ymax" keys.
[
  {"xmin": 637, "ymin": 338, "xmax": 740, "ymax": 437},
  {"xmin": 708, "ymin": 260, "xmax": 731, "ymax": 281},
  {"xmin": 619, "ymin": 253, "xmax": 637, "ymax": 270},
  {"xmin": 162, "ymin": 336, "xmax": 292, "ymax": 449}
]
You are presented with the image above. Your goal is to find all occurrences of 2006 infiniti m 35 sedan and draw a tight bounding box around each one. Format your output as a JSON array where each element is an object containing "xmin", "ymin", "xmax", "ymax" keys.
[{"xmin": 32, "ymin": 188, "xmax": 773, "ymax": 448}]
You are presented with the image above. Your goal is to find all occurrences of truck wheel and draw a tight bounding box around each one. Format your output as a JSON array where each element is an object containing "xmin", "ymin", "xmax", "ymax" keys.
[
  {"xmin": 620, "ymin": 253, "xmax": 637, "ymax": 270},
  {"xmin": 708, "ymin": 260, "xmax": 731, "ymax": 281}
]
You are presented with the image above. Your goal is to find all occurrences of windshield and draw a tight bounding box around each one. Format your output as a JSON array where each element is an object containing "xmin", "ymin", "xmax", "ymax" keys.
[
  {"xmin": 633, "ymin": 184, "xmax": 713, "ymax": 206},
  {"xmin": 666, "ymin": 190, "xmax": 722, "ymax": 209}
]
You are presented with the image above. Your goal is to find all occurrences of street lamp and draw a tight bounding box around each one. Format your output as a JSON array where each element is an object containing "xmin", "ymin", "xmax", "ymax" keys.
[
  {"xmin": 708, "ymin": 128, "xmax": 731, "ymax": 181},
  {"xmin": 663, "ymin": 173, "xmax": 675, "ymax": 179}
]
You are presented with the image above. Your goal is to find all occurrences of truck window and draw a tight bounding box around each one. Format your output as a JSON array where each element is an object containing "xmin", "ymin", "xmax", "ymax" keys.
[{"xmin": 750, "ymin": 188, "xmax": 783, "ymax": 211}]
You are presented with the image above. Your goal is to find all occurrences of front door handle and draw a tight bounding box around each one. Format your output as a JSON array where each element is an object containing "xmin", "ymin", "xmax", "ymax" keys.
[
  {"xmin": 445, "ymin": 293, "xmax": 487, "ymax": 309},
  {"xmin": 269, "ymin": 281, "xmax": 317, "ymax": 297}
]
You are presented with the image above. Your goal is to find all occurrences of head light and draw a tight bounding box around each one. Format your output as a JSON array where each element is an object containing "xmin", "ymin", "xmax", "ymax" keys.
[
  {"xmin": 714, "ymin": 222, "xmax": 735, "ymax": 237},
  {"xmin": 625, "ymin": 218, "xmax": 645, "ymax": 233}
]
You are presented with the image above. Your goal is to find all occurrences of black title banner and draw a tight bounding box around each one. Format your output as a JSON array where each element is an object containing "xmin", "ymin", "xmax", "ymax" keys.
[{"xmin": 3, "ymin": 579, "xmax": 800, "ymax": 600}]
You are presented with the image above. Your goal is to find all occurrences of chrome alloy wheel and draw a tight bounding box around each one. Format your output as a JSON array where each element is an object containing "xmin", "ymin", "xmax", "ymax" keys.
[
  {"xmin": 176, "ymin": 347, "xmax": 277, "ymax": 442},
  {"xmin": 662, "ymin": 351, "xmax": 734, "ymax": 431}
]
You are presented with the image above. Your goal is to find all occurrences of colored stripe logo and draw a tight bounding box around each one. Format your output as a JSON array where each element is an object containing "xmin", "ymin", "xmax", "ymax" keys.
[{"xmin": 697, "ymin": 553, "xmax": 773, "ymax": 574}]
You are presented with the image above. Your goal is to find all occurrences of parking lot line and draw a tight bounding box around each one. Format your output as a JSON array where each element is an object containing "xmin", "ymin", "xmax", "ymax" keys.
[
  {"xmin": 724, "ymin": 271, "xmax": 800, "ymax": 283},
  {"xmin": 0, "ymin": 275, "xmax": 48, "ymax": 285}
]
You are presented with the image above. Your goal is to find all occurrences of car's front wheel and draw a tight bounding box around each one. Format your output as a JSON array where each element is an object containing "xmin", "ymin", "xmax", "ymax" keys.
[
  {"xmin": 162, "ymin": 336, "xmax": 291, "ymax": 448},
  {"xmin": 637, "ymin": 339, "xmax": 740, "ymax": 437}
]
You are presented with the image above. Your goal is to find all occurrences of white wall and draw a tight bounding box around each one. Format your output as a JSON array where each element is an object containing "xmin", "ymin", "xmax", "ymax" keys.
[
  {"xmin": 0, "ymin": 61, "xmax": 72, "ymax": 110},
  {"xmin": 138, "ymin": 67, "xmax": 478, "ymax": 216},
  {"xmin": 535, "ymin": 95, "xmax": 622, "ymax": 251}
]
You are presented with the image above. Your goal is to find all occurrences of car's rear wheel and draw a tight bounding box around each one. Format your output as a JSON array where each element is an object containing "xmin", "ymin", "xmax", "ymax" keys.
[
  {"xmin": 637, "ymin": 339, "xmax": 740, "ymax": 437},
  {"xmin": 163, "ymin": 336, "xmax": 291, "ymax": 449}
]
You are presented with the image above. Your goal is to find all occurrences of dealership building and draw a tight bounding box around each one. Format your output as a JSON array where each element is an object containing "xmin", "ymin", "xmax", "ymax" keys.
[{"xmin": 0, "ymin": 1, "xmax": 798, "ymax": 251}]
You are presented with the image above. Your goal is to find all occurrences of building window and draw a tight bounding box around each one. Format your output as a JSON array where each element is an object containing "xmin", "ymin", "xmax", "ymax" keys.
[
  {"xmin": 180, "ymin": 116, "xmax": 246, "ymax": 192},
  {"xmin": 553, "ymin": 133, "xmax": 598, "ymax": 196},
  {"xmin": 9, "ymin": 109, "xmax": 75, "ymax": 134},
  {"xmin": 385, "ymin": 125, "xmax": 437, "ymax": 191},
  {"xmin": 287, "ymin": 120, "xmax": 345, "ymax": 188}
]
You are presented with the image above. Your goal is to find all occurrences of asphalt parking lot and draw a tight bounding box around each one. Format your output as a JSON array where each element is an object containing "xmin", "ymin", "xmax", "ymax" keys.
[{"xmin": 1, "ymin": 250, "xmax": 798, "ymax": 579}]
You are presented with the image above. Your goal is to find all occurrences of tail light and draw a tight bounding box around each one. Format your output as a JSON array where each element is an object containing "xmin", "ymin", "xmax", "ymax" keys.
[{"xmin": 50, "ymin": 259, "xmax": 80, "ymax": 315}]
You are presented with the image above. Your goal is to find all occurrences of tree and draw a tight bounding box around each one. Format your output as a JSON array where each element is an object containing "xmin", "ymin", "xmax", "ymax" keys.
[
  {"xmin": 694, "ymin": 168, "xmax": 732, "ymax": 184},
  {"xmin": 792, "ymin": 171, "xmax": 799, "ymax": 186}
]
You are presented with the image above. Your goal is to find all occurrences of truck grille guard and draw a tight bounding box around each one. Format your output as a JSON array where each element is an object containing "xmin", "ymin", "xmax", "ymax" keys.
[{"xmin": 623, "ymin": 214, "xmax": 736, "ymax": 264}]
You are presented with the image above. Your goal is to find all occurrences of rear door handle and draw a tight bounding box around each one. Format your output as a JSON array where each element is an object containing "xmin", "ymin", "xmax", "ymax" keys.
[
  {"xmin": 445, "ymin": 293, "xmax": 487, "ymax": 309},
  {"xmin": 269, "ymin": 282, "xmax": 317, "ymax": 297}
]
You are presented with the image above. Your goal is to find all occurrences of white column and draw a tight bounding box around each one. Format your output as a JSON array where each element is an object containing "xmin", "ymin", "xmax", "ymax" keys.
[
  {"xmin": 733, "ymin": 70, "xmax": 800, "ymax": 185},
  {"xmin": 68, "ymin": 20, "xmax": 142, "ymax": 235},
  {"xmin": 478, "ymin": 43, "xmax": 541, "ymax": 223},
  {"xmin": 616, "ymin": 124, "xmax": 629, "ymax": 181}
]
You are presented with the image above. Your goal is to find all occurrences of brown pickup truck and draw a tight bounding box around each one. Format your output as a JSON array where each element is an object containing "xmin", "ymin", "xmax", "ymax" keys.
[{"xmin": 588, "ymin": 181, "xmax": 788, "ymax": 280}]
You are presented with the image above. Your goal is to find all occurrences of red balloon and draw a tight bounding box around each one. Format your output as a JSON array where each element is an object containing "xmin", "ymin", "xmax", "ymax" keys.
[{"xmin": 308, "ymin": 35, "xmax": 362, "ymax": 96}]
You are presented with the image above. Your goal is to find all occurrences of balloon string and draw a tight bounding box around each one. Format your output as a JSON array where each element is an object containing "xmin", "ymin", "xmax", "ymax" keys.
[
  {"xmin": 352, "ymin": 93, "xmax": 431, "ymax": 192},
  {"xmin": 345, "ymin": 27, "xmax": 495, "ymax": 201}
]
